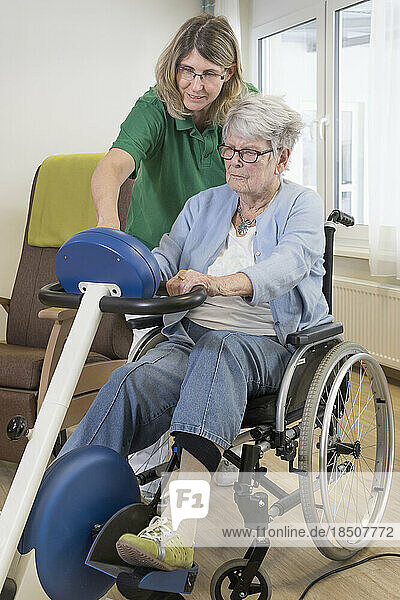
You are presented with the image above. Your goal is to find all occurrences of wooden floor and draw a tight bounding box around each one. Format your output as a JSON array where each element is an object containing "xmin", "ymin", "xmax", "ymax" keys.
[{"xmin": 1, "ymin": 380, "xmax": 400, "ymax": 600}]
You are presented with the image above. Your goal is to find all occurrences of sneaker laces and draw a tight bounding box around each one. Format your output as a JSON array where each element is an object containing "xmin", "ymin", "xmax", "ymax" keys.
[
  {"xmin": 136, "ymin": 516, "xmax": 189, "ymax": 562},
  {"xmin": 138, "ymin": 516, "xmax": 174, "ymax": 543}
]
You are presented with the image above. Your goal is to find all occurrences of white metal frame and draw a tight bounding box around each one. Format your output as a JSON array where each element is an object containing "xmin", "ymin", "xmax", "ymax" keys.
[
  {"xmin": 251, "ymin": 2, "xmax": 326, "ymax": 208},
  {"xmin": 326, "ymin": 0, "xmax": 371, "ymax": 253},
  {"xmin": 0, "ymin": 283, "xmax": 115, "ymax": 593},
  {"xmin": 250, "ymin": 0, "xmax": 372, "ymax": 257}
]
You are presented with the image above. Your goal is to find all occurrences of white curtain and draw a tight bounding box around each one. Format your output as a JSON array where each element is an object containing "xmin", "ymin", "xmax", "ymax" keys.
[
  {"xmin": 214, "ymin": 0, "xmax": 241, "ymax": 51},
  {"xmin": 368, "ymin": 0, "xmax": 400, "ymax": 277}
]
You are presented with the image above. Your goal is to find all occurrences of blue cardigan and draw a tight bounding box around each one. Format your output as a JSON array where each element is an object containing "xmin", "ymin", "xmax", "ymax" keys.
[{"xmin": 152, "ymin": 179, "xmax": 332, "ymax": 347}]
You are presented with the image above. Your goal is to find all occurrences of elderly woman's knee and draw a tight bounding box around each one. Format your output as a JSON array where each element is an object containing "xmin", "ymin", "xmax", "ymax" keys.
[
  {"xmin": 193, "ymin": 330, "xmax": 243, "ymax": 359},
  {"xmin": 105, "ymin": 361, "xmax": 153, "ymax": 397}
]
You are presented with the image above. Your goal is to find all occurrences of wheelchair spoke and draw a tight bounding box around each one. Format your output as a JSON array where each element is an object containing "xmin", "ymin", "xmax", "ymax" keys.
[
  {"xmin": 359, "ymin": 388, "xmax": 375, "ymax": 438},
  {"xmin": 359, "ymin": 423, "xmax": 378, "ymax": 443},
  {"xmin": 136, "ymin": 434, "xmax": 170, "ymax": 474},
  {"xmin": 361, "ymin": 443, "xmax": 377, "ymax": 450},
  {"xmin": 359, "ymin": 413, "xmax": 377, "ymax": 442},
  {"xmin": 353, "ymin": 462, "xmax": 370, "ymax": 507},
  {"xmin": 330, "ymin": 458, "xmax": 356, "ymax": 518},
  {"xmin": 339, "ymin": 387, "xmax": 356, "ymax": 441},
  {"xmin": 351, "ymin": 468, "xmax": 362, "ymax": 523},
  {"xmin": 359, "ymin": 455, "xmax": 374, "ymax": 471},
  {"xmin": 345, "ymin": 398, "xmax": 371, "ymax": 441},
  {"xmin": 336, "ymin": 416, "xmax": 353, "ymax": 444}
]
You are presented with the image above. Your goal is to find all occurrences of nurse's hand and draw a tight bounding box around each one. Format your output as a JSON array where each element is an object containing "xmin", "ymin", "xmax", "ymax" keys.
[{"xmin": 166, "ymin": 270, "xmax": 220, "ymax": 297}]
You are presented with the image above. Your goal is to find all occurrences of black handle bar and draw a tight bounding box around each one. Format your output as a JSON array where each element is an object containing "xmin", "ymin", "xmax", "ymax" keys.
[
  {"xmin": 327, "ymin": 209, "xmax": 354, "ymax": 227},
  {"xmin": 38, "ymin": 282, "xmax": 207, "ymax": 315}
]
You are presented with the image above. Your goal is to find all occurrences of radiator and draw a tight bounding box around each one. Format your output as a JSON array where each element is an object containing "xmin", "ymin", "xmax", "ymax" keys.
[{"xmin": 332, "ymin": 277, "xmax": 400, "ymax": 370}]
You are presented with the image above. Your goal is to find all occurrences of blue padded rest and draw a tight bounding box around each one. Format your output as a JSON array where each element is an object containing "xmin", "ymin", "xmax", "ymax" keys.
[
  {"xmin": 19, "ymin": 446, "xmax": 140, "ymax": 600},
  {"xmin": 55, "ymin": 228, "xmax": 161, "ymax": 297}
]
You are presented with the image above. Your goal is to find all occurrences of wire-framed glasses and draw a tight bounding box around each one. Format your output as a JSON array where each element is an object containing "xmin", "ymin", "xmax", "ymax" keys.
[{"xmin": 177, "ymin": 66, "xmax": 226, "ymax": 84}]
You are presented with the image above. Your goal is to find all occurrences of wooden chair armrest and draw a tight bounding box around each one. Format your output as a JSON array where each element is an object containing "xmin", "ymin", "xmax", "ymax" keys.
[
  {"xmin": 38, "ymin": 307, "xmax": 77, "ymax": 322},
  {"xmin": 37, "ymin": 311, "xmax": 76, "ymax": 411},
  {"xmin": 0, "ymin": 297, "xmax": 10, "ymax": 314}
]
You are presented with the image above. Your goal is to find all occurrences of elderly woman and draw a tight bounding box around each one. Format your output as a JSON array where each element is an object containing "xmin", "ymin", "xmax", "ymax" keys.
[{"xmin": 59, "ymin": 94, "xmax": 331, "ymax": 571}]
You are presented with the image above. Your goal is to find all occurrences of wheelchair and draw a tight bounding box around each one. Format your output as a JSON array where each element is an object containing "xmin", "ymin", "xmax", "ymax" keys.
[
  {"xmin": 121, "ymin": 209, "xmax": 394, "ymax": 599},
  {"xmin": 0, "ymin": 212, "xmax": 394, "ymax": 600}
]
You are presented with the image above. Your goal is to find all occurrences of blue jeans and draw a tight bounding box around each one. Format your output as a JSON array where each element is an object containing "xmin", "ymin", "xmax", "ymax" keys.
[{"xmin": 59, "ymin": 319, "xmax": 291, "ymax": 457}]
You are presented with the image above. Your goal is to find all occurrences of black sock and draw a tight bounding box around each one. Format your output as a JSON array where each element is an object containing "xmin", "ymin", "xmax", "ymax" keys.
[{"xmin": 172, "ymin": 431, "xmax": 222, "ymax": 474}]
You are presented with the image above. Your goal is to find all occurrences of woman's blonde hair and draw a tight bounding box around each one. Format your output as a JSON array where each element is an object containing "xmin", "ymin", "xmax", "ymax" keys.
[{"xmin": 155, "ymin": 14, "xmax": 246, "ymax": 124}]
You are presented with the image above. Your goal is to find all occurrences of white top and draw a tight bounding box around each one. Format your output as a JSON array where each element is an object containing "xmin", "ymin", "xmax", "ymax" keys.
[{"xmin": 188, "ymin": 224, "xmax": 276, "ymax": 335}]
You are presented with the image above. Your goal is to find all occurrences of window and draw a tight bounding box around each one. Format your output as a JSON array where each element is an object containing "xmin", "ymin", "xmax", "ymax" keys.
[
  {"xmin": 259, "ymin": 20, "xmax": 318, "ymax": 190},
  {"xmin": 335, "ymin": 1, "xmax": 371, "ymax": 224},
  {"xmin": 253, "ymin": 0, "xmax": 373, "ymax": 250}
]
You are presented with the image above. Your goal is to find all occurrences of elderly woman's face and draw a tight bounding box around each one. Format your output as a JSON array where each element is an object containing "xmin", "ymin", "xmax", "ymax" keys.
[
  {"xmin": 223, "ymin": 134, "xmax": 278, "ymax": 199},
  {"xmin": 176, "ymin": 49, "xmax": 233, "ymax": 114}
]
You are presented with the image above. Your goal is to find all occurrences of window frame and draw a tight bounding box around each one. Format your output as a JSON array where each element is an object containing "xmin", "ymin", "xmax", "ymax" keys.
[
  {"xmin": 251, "ymin": 0, "xmax": 371, "ymax": 258},
  {"xmin": 326, "ymin": 0, "xmax": 370, "ymax": 255}
]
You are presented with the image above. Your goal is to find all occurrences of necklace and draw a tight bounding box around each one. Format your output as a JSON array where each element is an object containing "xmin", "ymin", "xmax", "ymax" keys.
[
  {"xmin": 237, "ymin": 202, "xmax": 256, "ymax": 235},
  {"xmin": 236, "ymin": 185, "xmax": 281, "ymax": 235}
]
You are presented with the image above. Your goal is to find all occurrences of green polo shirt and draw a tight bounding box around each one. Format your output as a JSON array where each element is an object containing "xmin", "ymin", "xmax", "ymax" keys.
[{"xmin": 111, "ymin": 87, "xmax": 225, "ymax": 249}]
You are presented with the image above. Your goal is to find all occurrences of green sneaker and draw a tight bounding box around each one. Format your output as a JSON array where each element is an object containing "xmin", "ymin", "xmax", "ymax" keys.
[{"xmin": 116, "ymin": 516, "xmax": 194, "ymax": 571}]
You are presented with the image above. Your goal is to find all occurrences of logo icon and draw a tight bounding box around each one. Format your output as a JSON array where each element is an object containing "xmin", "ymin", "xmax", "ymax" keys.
[{"xmin": 169, "ymin": 479, "xmax": 210, "ymax": 531}]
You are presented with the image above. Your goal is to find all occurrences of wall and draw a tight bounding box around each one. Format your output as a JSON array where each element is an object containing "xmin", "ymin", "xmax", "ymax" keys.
[
  {"xmin": 0, "ymin": 0, "xmax": 201, "ymax": 339},
  {"xmin": 251, "ymin": 0, "xmax": 319, "ymax": 28},
  {"xmin": 238, "ymin": 0, "xmax": 252, "ymax": 80}
]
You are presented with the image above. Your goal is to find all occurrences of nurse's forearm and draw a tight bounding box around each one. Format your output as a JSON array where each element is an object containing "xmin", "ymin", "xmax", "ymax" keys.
[
  {"xmin": 92, "ymin": 175, "xmax": 121, "ymax": 229},
  {"xmin": 91, "ymin": 149, "xmax": 136, "ymax": 229}
]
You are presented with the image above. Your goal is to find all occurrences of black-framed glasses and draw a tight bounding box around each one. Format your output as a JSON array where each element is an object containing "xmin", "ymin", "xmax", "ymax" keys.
[
  {"xmin": 217, "ymin": 144, "xmax": 274, "ymax": 164},
  {"xmin": 177, "ymin": 66, "xmax": 226, "ymax": 84}
]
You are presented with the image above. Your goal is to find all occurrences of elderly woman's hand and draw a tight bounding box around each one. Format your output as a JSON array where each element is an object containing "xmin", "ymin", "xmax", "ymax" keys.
[{"xmin": 166, "ymin": 270, "xmax": 220, "ymax": 297}]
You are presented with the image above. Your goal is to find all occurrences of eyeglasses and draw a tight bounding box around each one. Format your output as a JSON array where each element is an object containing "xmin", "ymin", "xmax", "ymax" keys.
[
  {"xmin": 177, "ymin": 66, "xmax": 226, "ymax": 84},
  {"xmin": 217, "ymin": 144, "xmax": 274, "ymax": 164}
]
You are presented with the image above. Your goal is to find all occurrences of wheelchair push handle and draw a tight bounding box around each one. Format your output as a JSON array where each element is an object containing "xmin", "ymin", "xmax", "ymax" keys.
[
  {"xmin": 327, "ymin": 209, "xmax": 354, "ymax": 227},
  {"xmin": 39, "ymin": 281, "xmax": 207, "ymax": 315}
]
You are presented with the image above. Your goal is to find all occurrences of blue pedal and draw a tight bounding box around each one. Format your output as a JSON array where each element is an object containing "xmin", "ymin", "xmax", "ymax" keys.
[{"xmin": 137, "ymin": 564, "xmax": 198, "ymax": 594}]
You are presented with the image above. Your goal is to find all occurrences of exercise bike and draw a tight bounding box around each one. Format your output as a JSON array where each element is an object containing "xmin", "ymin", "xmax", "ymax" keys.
[{"xmin": 0, "ymin": 227, "xmax": 206, "ymax": 600}]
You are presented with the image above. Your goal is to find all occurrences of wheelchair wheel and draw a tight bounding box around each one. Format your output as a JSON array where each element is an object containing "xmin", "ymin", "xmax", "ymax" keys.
[
  {"xmin": 299, "ymin": 342, "xmax": 394, "ymax": 561},
  {"xmin": 210, "ymin": 559, "xmax": 271, "ymax": 600}
]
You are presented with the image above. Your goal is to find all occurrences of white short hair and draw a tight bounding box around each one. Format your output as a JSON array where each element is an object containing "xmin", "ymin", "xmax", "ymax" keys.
[{"xmin": 222, "ymin": 94, "xmax": 304, "ymax": 155}]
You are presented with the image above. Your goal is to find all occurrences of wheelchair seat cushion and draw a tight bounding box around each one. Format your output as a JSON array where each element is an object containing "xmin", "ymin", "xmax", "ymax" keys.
[{"xmin": 242, "ymin": 393, "xmax": 278, "ymax": 428}]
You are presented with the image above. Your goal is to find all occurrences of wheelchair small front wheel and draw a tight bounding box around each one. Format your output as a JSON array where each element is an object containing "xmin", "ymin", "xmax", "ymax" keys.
[
  {"xmin": 210, "ymin": 559, "xmax": 272, "ymax": 600},
  {"xmin": 299, "ymin": 341, "xmax": 394, "ymax": 561}
]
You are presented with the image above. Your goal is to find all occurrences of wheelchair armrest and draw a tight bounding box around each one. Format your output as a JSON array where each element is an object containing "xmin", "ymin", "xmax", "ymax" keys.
[
  {"xmin": 286, "ymin": 322, "xmax": 343, "ymax": 347},
  {"xmin": 126, "ymin": 315, "xmax": 164, "ymax": 330}
]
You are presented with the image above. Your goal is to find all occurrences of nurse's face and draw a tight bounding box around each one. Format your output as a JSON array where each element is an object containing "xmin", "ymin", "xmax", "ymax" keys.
[{"xmin": 176, "ymin": 49, "xmax": 234, "ymax": 114}]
